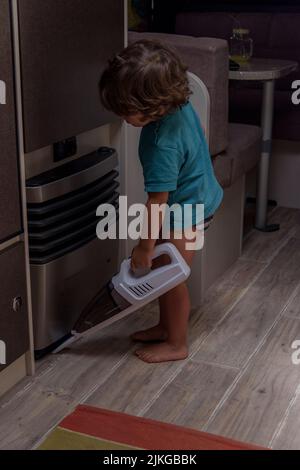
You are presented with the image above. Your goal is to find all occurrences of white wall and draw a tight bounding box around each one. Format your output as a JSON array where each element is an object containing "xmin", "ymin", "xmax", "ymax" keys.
[
  {"xmin": 269, "ymin": 140, "xmax": 300, "ymax": 209},
  {"xmin": 246, "ymin": 139, "xmax": 300, "ymax": 210}
]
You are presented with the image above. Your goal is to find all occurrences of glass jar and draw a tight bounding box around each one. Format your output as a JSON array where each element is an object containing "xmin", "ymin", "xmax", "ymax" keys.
[{"xmin": 229, "ymin": 28, "xmax": 253, "ymax": 64}]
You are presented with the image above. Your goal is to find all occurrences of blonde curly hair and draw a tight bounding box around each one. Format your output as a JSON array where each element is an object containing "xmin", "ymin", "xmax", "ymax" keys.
[{"xmin": 100, "ymin": 39, "xmax": 191, "ymax": 120}]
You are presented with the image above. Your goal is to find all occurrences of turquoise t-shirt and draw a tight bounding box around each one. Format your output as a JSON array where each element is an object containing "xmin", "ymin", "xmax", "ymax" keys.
[{"xmin": 138, "ymin": 102, "xmax": 223, "ymax": 229}]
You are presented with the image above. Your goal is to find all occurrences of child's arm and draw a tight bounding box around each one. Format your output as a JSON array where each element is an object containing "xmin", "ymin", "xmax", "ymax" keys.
[{"xmin": 131, "ymin": 191, "xmax": 169, "ymax": 271}]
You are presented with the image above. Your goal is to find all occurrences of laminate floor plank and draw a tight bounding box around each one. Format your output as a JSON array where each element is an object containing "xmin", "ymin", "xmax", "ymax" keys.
[
  {"xmin": 192, "ymin": 238, "xmax": 300, "ymax": 368},
  {"xmin": 143, "ymin": 360, "xmax": 238, "ymax": 429},
  {"xmin": 206, "ymin": 317, "xmax": 300, "ymax": 448},
  {"xmin": 242, "ymin": 207, "xmax": 300, "ymax": 263}
]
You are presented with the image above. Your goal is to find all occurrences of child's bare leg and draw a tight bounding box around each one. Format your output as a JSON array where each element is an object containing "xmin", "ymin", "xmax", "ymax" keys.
[
  {"xmin": 131, "ymin": 324, "xmax": 167, "ymax": 342},
  {"xmin": 131, "ymin": 249, "xmax": 171, "ymax": 343},
  {"xmin": 135, "ymin": 233, "xmax": 195, "ymax": 363},
  {"xmin": 135, "ymin": 282, "xmax": 190, "ymax": 363},
  {"xmin": 131, "ymin": 271, "xmax": 168, "ymax": 343}
]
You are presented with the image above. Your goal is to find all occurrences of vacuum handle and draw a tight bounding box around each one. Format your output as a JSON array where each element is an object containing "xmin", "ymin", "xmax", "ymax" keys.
[
  {"xmin": 130, "ymin": 242, "xmax": 188, "ymax": 279},
  {"xmin": 131, "ymin": 243, "xmax": 182, "ymax": 279},
  {"xmin": 152, "ymin": 242, "xmax": 186, "ymax": 266}
]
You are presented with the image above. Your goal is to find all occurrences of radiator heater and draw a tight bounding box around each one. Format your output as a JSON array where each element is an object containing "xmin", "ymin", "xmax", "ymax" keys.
[{"xmin": 26, "ymin": 147, "xmax": 120, "ymax": 357}]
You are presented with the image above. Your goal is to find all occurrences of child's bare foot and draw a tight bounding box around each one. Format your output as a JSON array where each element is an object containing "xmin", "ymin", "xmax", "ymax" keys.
[
  {"xmin": 131, "ymin": 325, "xmax": 168, "ymax": 343},
  {"xmin": 135, "ymin": 342, "xmax": 188, "ymax": 363}
]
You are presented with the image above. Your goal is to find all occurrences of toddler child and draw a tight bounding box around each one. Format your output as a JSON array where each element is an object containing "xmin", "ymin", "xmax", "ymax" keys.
[{"xmin": 100, "ymin": 40, "xmax": 223, "ymax": 363}]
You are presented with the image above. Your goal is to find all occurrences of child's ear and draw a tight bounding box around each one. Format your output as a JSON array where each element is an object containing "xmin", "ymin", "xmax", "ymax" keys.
[{"xmin": 157, "ymin": 106, "xmax": 168, "ymax": 118}]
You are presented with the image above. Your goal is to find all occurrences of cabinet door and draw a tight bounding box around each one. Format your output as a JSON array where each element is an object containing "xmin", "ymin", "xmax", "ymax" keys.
[
  {"xmin": 0, "ymin": 0, "xmax": 23, "ymax": 242},
  {"xmin": 0, "ymin": 243, "xmax": 29, "ymax": 372},
  {"xmin": 18, "ymin": 0, "xmax": 125, "ymax": 152}
]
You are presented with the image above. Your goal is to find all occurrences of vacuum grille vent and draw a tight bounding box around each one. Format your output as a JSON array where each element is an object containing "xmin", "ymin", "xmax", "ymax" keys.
[
  {"xmin": 129, "ymin": 283, "xmax": 154, "ymax": 297},
  {"xmin": 26, "ymin": 148, "xmax": 119, "ymax": 264}
]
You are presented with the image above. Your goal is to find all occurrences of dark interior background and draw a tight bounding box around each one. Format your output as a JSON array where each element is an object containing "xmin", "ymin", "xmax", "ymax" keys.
[
  {"xmin": 150, "ymin": 1, "xmax": 300, "ymax": 32},
  {"xmin": 131, "ymin": 0, "xmax": 300, "ymax": 142}
]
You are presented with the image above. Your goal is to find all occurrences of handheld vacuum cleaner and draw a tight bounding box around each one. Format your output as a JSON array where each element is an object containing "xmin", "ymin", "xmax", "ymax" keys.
[{"xmin": 53, "ymin": 243, "xmax": 191, "ymax": 352}]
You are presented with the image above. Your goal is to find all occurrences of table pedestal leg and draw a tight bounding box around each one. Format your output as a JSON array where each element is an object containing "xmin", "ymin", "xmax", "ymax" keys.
[{"xmin": 255, "ymin": 80, "xmax": 280, "ymax": 232}]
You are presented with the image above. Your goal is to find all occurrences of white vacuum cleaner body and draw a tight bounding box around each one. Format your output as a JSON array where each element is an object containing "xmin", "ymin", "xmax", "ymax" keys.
[
  {"xmin": 110, "ymin": 242, "xmax": 191, "ymax": 309},
  {"xmin": 53, "ymin": 243, "xmax": 190, "ymax": 353}
]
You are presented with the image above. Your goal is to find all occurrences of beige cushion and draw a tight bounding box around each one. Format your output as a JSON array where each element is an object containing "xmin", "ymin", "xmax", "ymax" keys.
[{"xmin": 213, "ymin": 123, "xmax": 262, "ymax": 188}]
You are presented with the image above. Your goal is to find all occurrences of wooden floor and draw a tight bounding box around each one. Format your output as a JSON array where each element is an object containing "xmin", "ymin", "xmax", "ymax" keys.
[{"xmin": 1, "ymin": 207, "xmax": 300, "ymax": 450}]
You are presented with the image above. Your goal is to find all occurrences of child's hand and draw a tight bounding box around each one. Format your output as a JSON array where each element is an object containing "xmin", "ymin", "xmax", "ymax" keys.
[{"xmin": 131, "ymin": 244, "xmax": 153, "ymax": 273}]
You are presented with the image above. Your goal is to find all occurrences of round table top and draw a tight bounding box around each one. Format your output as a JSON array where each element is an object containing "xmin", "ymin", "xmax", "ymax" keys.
[{"xmin": 229, "ymin": 58, "xmax": 298, "ymax": 81}]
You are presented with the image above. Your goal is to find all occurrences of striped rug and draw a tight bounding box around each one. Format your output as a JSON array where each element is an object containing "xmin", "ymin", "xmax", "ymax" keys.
[{"xmin": 38, "ymin": 405, "xmax": 264, "ymax": 450}]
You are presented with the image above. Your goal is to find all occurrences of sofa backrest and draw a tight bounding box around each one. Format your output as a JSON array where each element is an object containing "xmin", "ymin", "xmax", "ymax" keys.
[{"xmin": 128, "ymin": 31, "xmax": 229, "ymax": 156}]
